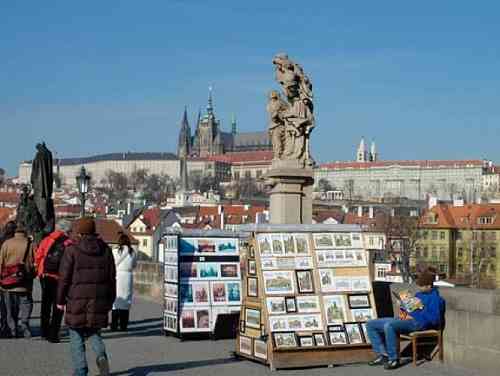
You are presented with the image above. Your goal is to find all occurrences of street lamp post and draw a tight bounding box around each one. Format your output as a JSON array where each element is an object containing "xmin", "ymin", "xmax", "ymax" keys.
[{"xmin": 76, "ymin": 166, "xmax": 91, "ymax": 217}]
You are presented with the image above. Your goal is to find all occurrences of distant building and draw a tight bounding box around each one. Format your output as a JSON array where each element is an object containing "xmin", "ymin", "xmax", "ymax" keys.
[
  {"xmin": 18, "ymin": 153, "xmax": 230, "ymax": 188},
  {"xmin": 317, "ymin": 159, "xmax": 486, "ymax": 201},
  {"xmin": 416, "ymin": 203, "xmax": 500, "ymax": 288}
]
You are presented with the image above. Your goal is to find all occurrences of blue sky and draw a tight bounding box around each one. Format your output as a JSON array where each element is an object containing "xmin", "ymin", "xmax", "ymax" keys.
[{"xmin": 1, "ymin": 1, "xmax": 500, "ymax": 175}]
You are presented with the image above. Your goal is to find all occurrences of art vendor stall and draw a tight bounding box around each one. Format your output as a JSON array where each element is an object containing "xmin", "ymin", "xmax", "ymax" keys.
[
  {"xmin": 236, "ymin": 224, "xmax": 377, "ymax": 370},
  {"xmin": 161, "ymin": 229, "xmax": 248, "ymax": 338}
]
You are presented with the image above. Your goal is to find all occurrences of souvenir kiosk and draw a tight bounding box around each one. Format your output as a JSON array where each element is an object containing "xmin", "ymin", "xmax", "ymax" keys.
[
  {"xmin": 161, "ymin": 229, "xmax": 249, "ymax": 338},
  {"xmin": 236, "ymin": 224, "xmax": 377, "ymax": 370}
]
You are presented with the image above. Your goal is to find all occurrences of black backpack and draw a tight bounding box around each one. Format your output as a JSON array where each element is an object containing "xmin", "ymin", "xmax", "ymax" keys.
[{"xmin": 43, "ymin": 235, "xmax": 68, "ymax": 274}]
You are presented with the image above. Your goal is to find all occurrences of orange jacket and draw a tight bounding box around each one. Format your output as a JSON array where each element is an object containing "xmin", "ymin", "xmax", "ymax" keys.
[{"xmin": 35, "ymin": 231, "xmax": 73, "ymax": 280}]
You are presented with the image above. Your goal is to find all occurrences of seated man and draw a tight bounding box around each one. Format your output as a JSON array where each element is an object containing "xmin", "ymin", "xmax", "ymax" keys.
[{"xmin": 365, "ymin": 271, "xmax": 445, "ymax": 370}]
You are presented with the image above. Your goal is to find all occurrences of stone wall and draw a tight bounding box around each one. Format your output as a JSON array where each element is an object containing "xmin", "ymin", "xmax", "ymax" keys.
[
  {"xmin": 440, "ymin": 287, "xmax": 500, "ymax": 376},
  {"xmin": 133, "ymin": 261, "xmax": 163, "ymax": 302}
]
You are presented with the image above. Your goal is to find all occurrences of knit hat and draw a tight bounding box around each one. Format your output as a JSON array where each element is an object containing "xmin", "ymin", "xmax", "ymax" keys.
[
  {"xmin": 416, "ymin": 271, "xmax": 435, "ymax": 287},
  {"xmin": 15, "ymin": 221, "xmax": 25, "ymax": 233},
  {"xmin": 74, "ymin": 217, "xmax": 96, "ymax": 235}
]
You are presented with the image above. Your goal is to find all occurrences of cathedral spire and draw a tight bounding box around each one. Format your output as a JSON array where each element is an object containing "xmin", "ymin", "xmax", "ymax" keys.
[
  {"xmin": 231, "ymin": 113, "xmax": 237, "ymax": 135},
  {"xmin": 177, "ymin": 107, "xmax": 191, "ymax": 158},
  {"xmin": 207, "ymin": 86, "xmax": 214, "ymax": 117},
  {"xmin": 181, "ymin": 105, "xmax": 189, "ymax": 129}
]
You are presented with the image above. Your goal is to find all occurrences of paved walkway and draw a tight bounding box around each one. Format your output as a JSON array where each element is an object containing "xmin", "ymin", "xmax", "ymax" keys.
[{"xmin": 0, "ymin": 285, "xmax": 479, "ymax": 376}]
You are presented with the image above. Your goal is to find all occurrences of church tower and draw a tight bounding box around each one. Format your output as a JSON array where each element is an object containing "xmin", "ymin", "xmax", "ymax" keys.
[
  {"xmin": 197, "ymin": 87, "xmax": 222, "ymax": 158},
  {"xmin": 356, "ymin": 137, "xmax": 367, "ymax": 162},
  {"xmin": 369, "ymin": 140, "xmax": 378, "ymax": 162},
  {"xmin": 177, "ymin": 107, "xmax": 191, "ymax": 158}
]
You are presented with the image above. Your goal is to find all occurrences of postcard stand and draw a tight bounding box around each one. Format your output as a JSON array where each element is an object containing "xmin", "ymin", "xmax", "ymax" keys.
[
  {"xmin": 162, "ymin": 230, "xmax": 246, "ymax": 339},
  {"xmin": 236, "ymin": 225, "xmax": 377, "ymax": 370}
]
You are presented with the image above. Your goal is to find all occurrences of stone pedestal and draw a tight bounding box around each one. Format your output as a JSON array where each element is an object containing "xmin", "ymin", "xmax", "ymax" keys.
[{"xmin": 265, "ymin": 160, "xmax": 314, "ymax": 225}]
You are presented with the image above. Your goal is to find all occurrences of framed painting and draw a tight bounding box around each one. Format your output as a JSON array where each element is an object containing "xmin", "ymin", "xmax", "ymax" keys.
[
  {"xmin": 296, "ymin": 270, "xmax": 314, "ymax": 293},
  {"xmin": 263, "ymin": 271, "xmax": 295, "ymax": 295},
  {"xmin": 273, "ymin": 332, "xmax": 298, "ymax": 349},
  {"xmin": 245, "ymin": 308, "xmax": 261, "ymax": 330},
  {"xmin": 247, "ymin": 277, "xmax": 258, "ymax": 297}
]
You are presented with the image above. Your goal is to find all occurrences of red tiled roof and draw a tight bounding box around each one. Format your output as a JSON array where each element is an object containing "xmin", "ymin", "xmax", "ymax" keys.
[
  {"xmin": 313, "ymin": 209, "xmax": 344, "ymax": 223},
  {"xmin": 0, "ymin": 208, "xmax": 16, "ymax": 227},
  {"xmin": 344, "ymin": 212, "xmax": 389, "ymax": 231},
  {"xmin": 194, "ymin": 204, "xmax": 266, "ymax": 229},
  {"xmin": 142, "ymin": 207, "xmax": 161, "ymax": 229},
  {"xmin": 421, "ymin": 203, "xmax": 500, "ymax": 229},
  {"xmin": 95, "ymin": 219, "xmax": 139, "ymax": 245},
  {"xmin": 319, "ymin": 160, "xmax": 484, "ymax": 170},
  {"xmin": 207, "ymin": 151, "xmax": 273, "ymax": 164},
  {"xmin": 0, "ymin": 192, "xmax": 19, "ymax": 204}
]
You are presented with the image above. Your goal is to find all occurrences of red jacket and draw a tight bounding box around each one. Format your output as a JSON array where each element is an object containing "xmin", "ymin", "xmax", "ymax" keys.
[{"xmin": 35, "ymin": 231, "xmax": 73, "ymax": 280}]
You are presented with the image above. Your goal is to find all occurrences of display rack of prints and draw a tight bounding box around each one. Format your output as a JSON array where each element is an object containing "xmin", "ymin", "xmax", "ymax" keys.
[
  {"xmin": 161, "ymin": 231, "xmax": 244, "ymax": 338},
  {"xmin": 236, "ymin": 226, "xmax": 376, "ymax": 370}
]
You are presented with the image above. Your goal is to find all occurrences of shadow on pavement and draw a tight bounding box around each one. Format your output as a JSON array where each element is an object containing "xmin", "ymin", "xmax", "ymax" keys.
[
  {"xmin": 111, "ymin": 357, "xmax": 243, "ymax": 376},
  {"xmin": 127, "ymin": 318, "xmax": 162, "ymax": 326},
  {"xmin": 103, "ymin": 321, "xmax": 163, "ymax": 339}
]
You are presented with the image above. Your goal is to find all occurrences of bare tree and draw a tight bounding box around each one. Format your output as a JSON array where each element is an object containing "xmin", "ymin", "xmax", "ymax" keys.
[
  {"xmin": 344, "ymin": 179, "xmax": 354, "ymax": 202},
  {"xmin": 130, "ymin": 168, "xmax": 148, "ymax": 191},
  {"xmin": 316, "ymin": 178, "xmax": 333, "ymax": 193},
  {"xmin": 446, "ymin": 183, "xmax": 458, "ymax": 201},
  {"xmin": 460, "ymin": 226, "xmax": 496, "ymax": 288},
  {"xmin": 384, "ymin": 214, "xmax": 419, "ymax": 283},
  {"xmin": 101, "ymin": 170, "xmax": 129, "ymax": 202},
  {"xmin": 0, "ymin": 167, "xmax": 5, "ymax": 186}
]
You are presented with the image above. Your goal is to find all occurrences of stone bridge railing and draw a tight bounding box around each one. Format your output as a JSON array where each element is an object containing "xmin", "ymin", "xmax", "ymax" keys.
[
  {"xmin": 133, "ymin": 261, "xmax": 163, "ymax": 301},
  {"xmin": 440, "ymin": 287, "xmax": 500, "ymax": 375}
]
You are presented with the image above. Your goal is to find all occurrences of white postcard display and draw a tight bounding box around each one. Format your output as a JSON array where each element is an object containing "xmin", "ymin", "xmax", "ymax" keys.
[
  {"xmin": 163, "ymin": 234, "xmax": 242, "ymax": 336},
  {"xmin": 237, "ymin": 229, "xmax": 376, "ymax": 369}
]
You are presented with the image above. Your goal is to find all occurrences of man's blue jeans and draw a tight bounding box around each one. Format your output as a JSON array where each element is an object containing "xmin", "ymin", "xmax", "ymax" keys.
[
  {"xmin": 366, "ymin": 318, "xmax": 421, "ymax": 361},
  {"xmin": 69, "ymin": 328, "xmax": 107, "ymax": 376}
]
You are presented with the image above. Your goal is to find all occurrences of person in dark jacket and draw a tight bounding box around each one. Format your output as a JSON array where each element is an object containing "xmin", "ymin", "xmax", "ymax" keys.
[
  {"xmin": 35, "ymin": 219, "xmax": 73, "ymax": 342},
  {"xmin": 56, "ymin": 217, "xmax": 116, "ymax": 376},
  {"xmin": 0, "ymin": 221, "xmax": 17, "ymax": 338},
  {"xmin": 365, "ymin": 271, "xmax": 446, "ymax": 370}
]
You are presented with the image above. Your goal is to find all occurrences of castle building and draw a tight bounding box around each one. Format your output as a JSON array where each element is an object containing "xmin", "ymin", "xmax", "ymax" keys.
[{"xmin": 178, "ymin": 89, "xmax": 272, "ymax": 158}]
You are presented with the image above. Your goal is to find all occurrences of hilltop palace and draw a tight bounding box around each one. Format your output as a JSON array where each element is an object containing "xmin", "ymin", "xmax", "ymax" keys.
[{"xmin": 18, "ymin": 89, "xmax": 493, "ymax": 202}]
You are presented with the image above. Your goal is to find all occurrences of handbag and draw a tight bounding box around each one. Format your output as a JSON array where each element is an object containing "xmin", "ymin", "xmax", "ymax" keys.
[{"xmin": 0, "ymin": 240, "xmax": 32, "ymax": 288}]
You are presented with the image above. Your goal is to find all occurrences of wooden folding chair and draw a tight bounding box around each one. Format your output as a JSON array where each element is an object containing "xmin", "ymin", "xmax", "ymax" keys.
[{"xmin": 399, "ymin": 329, "xmax": 444, "ymax": 366}]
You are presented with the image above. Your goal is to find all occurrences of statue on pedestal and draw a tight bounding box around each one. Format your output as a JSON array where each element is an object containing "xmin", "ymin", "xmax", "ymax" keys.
[
  {"xmin": 267, "ymin": 53, "xmax": 315, "ymax": 167},
  {"xmin": 17, "ymin": 143, "xmax": 55, "ymax": 242}
]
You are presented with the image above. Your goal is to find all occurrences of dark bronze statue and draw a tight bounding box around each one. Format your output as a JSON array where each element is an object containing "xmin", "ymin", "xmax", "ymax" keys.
[
  {"xmin": 31, "ymin": 142, "xmax": 55, "ymax": 236},
  {"xmin": 17, "ymin": 143, "xmax": 55, "ymax": 242}
]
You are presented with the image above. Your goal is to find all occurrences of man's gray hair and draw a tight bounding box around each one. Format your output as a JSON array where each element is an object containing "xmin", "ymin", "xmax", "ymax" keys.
[{"xmin": 56, "ymin": 219, "xmax": 72, "ymax": 233}]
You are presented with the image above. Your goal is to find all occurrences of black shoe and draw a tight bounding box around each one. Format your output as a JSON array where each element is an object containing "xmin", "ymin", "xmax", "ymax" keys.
[
  {"xmin": 47, "ymin": 336, "xmax": 60, "ymax": 343},
  {"xmin": 96, "ymin": 356, "xmax": 110, "ymax": 376},
  {"xmin": 384, "ymin": 360, "xmax": 400, "ymax": 370},
  {"xmin": 368, "ymin": 355, "xmax": 387, "ymax": 366}
]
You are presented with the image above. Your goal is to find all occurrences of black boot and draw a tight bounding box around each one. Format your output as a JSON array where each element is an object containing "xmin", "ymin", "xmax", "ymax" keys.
[
  {"xmin": 119, "ymin": 310, "xmax": 129, "ymax": 331},
  {"xmin": 110, "ymin": 310, "xmax": 119, "ymax": 331}
]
